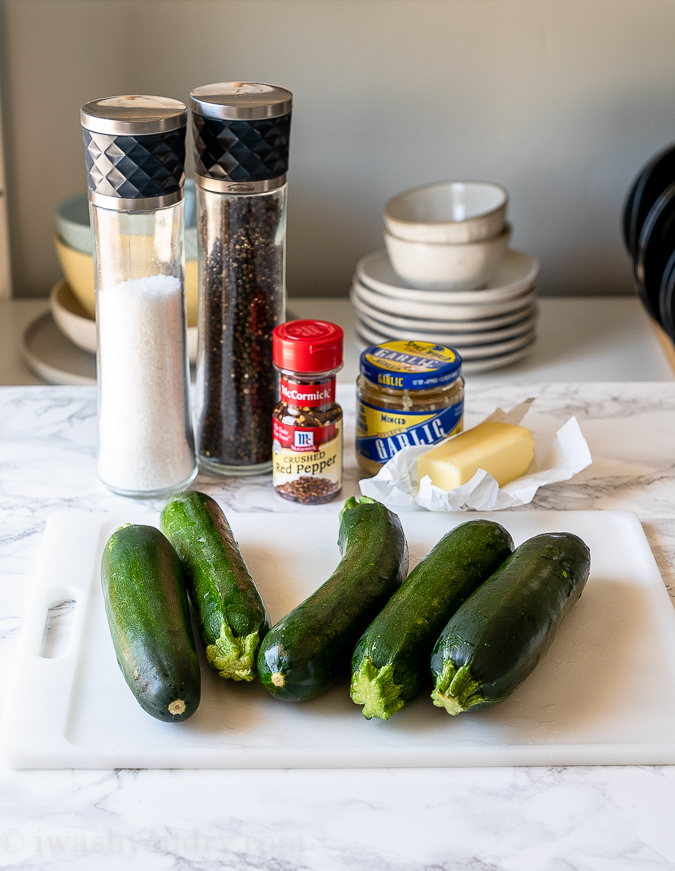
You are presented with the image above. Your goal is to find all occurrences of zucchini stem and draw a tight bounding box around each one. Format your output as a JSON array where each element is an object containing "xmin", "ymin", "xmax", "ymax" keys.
[
  {"xmin": 350, "ymin": 656, "xmax": 405, "ymax": 720},
  {"xmin": 205, "ymin": 622, "xmax": 260, "ymax": 682},
  {"xmin": 339, "ymin": 495, "xmax": 376, "ymax": 523},
  {"xmin": 431, "ymin": 661, "xmax": 485, "ymax": 715}
]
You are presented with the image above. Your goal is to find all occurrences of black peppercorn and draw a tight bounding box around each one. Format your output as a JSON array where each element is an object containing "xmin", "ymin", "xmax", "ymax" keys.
[{"xmin": 196, "ymin": 193, "xmax": 283, "ymax": 472}]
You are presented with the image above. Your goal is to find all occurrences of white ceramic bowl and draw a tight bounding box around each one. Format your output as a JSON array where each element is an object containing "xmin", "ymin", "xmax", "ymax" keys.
[
  {"xmin": 384, "ymin": 223, "xmax": 511, "ymax": 291},
  {"xmin": 384, "ymin": 180, "xmax": 508, "ymax": 244},
  {"xmin": 357, "ymin": 248, "xmax": 539, "ymax": 303}
]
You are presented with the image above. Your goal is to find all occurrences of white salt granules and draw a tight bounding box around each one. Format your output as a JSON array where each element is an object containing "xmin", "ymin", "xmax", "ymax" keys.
[{"xmin": 97, "ymin": 274, "xmax": 196, "ymax": 495}]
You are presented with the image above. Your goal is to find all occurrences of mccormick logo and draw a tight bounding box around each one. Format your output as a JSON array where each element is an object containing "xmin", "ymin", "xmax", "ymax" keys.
[{"xmin": 294, "ymin": 431, "xmax": 315, "ymax": 448}]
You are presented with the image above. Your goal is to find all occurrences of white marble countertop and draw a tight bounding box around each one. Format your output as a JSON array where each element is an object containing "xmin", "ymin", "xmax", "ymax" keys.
[{"xmin": 3, "ymin": 379, "xmax": 675, "ymax": 869}]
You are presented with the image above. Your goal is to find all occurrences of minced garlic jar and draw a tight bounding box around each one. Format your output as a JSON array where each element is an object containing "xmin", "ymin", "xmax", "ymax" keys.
[{"xmin": 356, "ymin": 340, "xmax": 464, "ymax": 476}]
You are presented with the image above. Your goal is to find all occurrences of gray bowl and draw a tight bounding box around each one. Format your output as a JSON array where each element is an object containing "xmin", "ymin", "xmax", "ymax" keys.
[{"xmin": 55, "ymin": 179, "xmax": 198, "ymax": 260}]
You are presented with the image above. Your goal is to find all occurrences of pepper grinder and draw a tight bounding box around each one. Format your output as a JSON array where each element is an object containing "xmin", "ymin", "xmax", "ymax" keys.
[
  {"xmin": 190, "ymin": 82, "xmax": 293, "ymax": 476},
  {"xmin": 81, "ymin": 95, "xmax": 197, "ymax": 498}
]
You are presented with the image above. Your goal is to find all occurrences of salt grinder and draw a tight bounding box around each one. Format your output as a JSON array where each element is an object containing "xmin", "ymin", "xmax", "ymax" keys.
[
  {"xmin": 81, "ymin": 95, "xmax": 197, "ymax": 498},
  {"xmin": 190, "ymin": 82, "xmax": 293, "ymax": 475}
]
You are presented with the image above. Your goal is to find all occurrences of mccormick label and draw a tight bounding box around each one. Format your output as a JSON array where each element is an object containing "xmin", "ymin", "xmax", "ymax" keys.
[
  {"xmin": 279, "ymin": 379, "xmax": 336, "ymax": 407},
  {"xmin": 273, "ymin": 418, "xmax": 343, "ymax": 498},
  {"xmin": 356, "ymin": 398, "xmax": 463, "ymax": 464},
  {"xmin": 273, "ymin": 419, "xmax": 337, "ymax": 451}
]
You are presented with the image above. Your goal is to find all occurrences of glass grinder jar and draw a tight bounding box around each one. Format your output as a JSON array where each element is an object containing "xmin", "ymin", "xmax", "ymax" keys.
[
  {"xmin": 80, "ymin": 94, "xmax": 197, "ymax": 498},
  {"xmin": 190, "ymin": 82, "xmax": 293, "ymax": 475}
]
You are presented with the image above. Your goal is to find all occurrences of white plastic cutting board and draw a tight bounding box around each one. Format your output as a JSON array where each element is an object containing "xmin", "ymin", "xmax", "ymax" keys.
[{"xmin": 3, "ymin": 509, "xmax": 675, "ymax": 769}]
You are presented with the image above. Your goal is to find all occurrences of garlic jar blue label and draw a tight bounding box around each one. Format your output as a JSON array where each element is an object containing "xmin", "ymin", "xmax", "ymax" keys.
[{"xmin": 356, "ymin": 397, "xmax": 463, "ymax": 464}]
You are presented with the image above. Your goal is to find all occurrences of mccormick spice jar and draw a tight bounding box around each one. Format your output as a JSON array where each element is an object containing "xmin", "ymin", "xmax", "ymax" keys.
[
  {"xmin": 356, "ymin": 340, "xmax": 464, "ymax": 476},
  {"xmin": 272, "ymin": 320, "xmax": 344, "ymax": 503}
]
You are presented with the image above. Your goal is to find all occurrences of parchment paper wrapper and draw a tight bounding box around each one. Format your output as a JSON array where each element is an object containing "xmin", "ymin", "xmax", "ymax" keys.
[{"xmin": 358, "ymin": 399, "xmax": 593, "ymax": 511}]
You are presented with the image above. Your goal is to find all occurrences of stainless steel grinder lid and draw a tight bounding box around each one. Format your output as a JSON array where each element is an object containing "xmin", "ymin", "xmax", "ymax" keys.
[
  {"xmin": 81, "ymin": 95, "xmax": 187, "ymax": 210},
  {"xmin": 190, "ymin": 82, "xmax": 292, "ymax": 194}
]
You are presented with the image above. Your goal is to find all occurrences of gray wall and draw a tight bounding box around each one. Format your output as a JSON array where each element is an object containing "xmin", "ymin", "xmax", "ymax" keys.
[{"xmin": 2, "ymin": 0, "xmax": 674, "ymax": 299}]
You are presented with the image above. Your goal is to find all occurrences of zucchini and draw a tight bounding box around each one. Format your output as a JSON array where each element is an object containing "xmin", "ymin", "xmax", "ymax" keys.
[
  {"xmin": 101, "ymin": 524, "xmax": 201, "ymax": 722},
  {"xmin": 430, "ymin": 531, "xmax": 591, "ymax": 715},
  {"xmin": 350, "ymin": 519, "xmax": 514, "ymax": 720},
  {"xmin": 257, "ymin": 495, "xmax": 409, "ymax": 701},
  {"xmin": 160, "ymin": 490, "xmax": 269, "ymax": 682}
]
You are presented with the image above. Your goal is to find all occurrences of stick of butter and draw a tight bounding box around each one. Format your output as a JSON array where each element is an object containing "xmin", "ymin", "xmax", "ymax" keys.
[{"xmin": 417, "ymin": 420, "xmax": 535, "ymax": 491}]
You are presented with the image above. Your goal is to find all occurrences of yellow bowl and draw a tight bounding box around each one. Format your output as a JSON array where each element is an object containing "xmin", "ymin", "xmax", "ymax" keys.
[{"xmin": 54, "ymin": 235, "xmax": 198, "ymax": 328}]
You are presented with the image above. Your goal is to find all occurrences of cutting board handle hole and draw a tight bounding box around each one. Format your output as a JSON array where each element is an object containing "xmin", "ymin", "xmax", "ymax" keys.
[{"xmin": 39, "ymin": 598, "xmax": 77, "ymax": 659}]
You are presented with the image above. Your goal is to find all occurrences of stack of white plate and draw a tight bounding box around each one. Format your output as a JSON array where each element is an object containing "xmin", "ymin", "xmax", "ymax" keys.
[{"xmin": 351, "ymin": 248, "xmax": 540, "ymax": 373}]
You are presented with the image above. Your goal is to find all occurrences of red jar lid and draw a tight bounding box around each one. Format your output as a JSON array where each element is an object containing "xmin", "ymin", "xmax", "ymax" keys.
[{"xmin": 273, "ymin": 320, "xmax": 344, "ymax": 372}]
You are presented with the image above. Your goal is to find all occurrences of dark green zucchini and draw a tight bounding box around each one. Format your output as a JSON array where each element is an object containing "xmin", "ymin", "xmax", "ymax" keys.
[
  {"xmin": 350, "ymin": 519, "xmax": 514, "ymax": 720},
  {"xmin": 101, "ymin": 524, "xmax": 201, "ymax": 722},
  {"xmin": 430, "ymin": 531, "xmax": 591, "ymax": 715},
  {"xmin": 160, "ymin": 490, "xmax": 269, "ymax": 682},
  {"xmin": 257, "ymin": 496, "xmax": 409, "ymax": 701}
]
